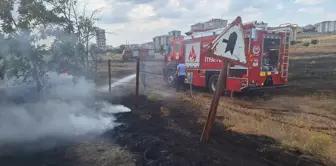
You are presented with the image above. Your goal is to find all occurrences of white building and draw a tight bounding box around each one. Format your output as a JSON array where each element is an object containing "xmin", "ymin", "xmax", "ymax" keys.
[
  {"xmin": 168, "ymin": 30, "xmax": 182, "ymax": 40},
  {"xmin": 153, "ymin": 35, "xmax": 169, "ymax": 52},
  {"xmin": 315, "ymin": 21, "xmax": 336, "ymax": 32},
  {"xmin": 140, "ymin": 42, "xmax": 154, "ymax": 49},
  {"xmin": 190, "ymin": 19, "xmax": 228, "ymax": 32},
  {"xmin": 106, "ymin": 45, "xmax": 114, "ymax": 50},
  {"xmin": 95, "ymin": 28, "xmax": 106, "ymax": 50}
]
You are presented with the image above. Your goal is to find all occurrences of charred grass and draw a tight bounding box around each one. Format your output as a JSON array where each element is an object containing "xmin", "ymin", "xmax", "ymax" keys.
[
  {"xmin": 108, "ymin": 94, "xmax": 327, "ymax": 166},
  {"xmin": 181, "ymin": 49, "xmax": 336, "ymax": 164},
  {"xmin": 0, "ymin": 139, "xmax": 135, "ymax": 166},
  {"xmin": 136, "ymin": 42, "xmax": 336, "ymax": 165}
]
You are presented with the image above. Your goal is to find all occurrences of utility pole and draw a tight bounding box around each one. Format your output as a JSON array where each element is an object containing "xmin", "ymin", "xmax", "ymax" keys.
[
  {"xmin": 201, "ymin": 61, "xmax": 229, "ymax": 141},
  {"xmin": 108, "ymin": 59, "xmax": 111, "ymax": 92},
  {"xmin": 135, "ymin": 58, "xmax": 140, "ymax": 106}
]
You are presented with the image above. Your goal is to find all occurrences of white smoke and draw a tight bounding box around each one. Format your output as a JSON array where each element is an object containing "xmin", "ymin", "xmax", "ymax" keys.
[{"xmin": 0, "ymin": 72, "xmax": 131, "ymax": 145}]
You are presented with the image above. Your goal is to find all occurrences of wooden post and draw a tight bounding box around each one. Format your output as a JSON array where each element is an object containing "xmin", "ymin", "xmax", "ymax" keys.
[
  {"xmin": 108, "ymin": 59, "xmax": 111, "ymax": 92},
  {"xmin": 135, "ymin": 58, "xmax": 140, "ymax": 105},
  {"xmin": 201, "ymin": 61, "xmax": 229, "ymax": 141}
]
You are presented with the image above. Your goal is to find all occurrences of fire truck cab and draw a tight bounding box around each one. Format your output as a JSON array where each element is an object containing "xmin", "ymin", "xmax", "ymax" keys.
[{"xmin": 163, "ymin": 20, "xmax": 290, "ymax": 94}]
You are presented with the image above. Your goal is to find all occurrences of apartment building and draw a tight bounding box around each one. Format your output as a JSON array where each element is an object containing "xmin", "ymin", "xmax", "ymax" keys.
[
  {"xmin": 140, "ymin": 42, "xmax": 154, "ymax": 49},
  {"xmin": 315, "ymin": 21, "xmax": 336, "ymax": 32},
  {"xmin": 168, "ymin": 30, "xmax": 182, "ymax": 40},
  {"xmin": 95, "ymin": 28, "xmax": 106, "ymax": 50},
  {"xmin": 153, "ymin": 35, "xmax": 169, "ymax": 52},
  {"xmin": 190, "ymin": 18, "xmax": 228, "ymax": 32}
]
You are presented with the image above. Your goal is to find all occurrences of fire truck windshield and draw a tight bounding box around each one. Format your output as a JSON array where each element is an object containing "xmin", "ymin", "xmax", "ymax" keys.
[
  {"xmin": 168, "ymin": 44, "xmax": 172, "ymax": 54},
  {"xmin": 175, "ymin": 42, "xmax": 181, "ymax": 51},
  {"xmin": 261, "ymin": 38, "xmax": 280, "ymax": 72}
]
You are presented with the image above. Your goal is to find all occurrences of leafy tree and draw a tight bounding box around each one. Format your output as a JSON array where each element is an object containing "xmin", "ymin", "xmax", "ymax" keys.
[
  {"xmin": 0, "ymin": 33, "xmax": 7, "ymax": 80},
  {"xmin": 0, "ymin": 0, "xmax": 65, "ymax": 90},
  {"xmin": 46, "ymin": 0, "xmax": 102, "ymax": 77},
  {"xmin": 0, "ymin": 0, "xmax": 102, "ymax": 91},
  {"xmin": 4, "ymin": 31, "xmax": 49, "ymax": 91},
  {"xmin": 119, "ymin": 44, "xmax": 126, "ymax": 50},
  {"xmin": 160, "ymin": 45, "xmax": 165, "ymax": 54},
  {"xmin": 311, "ymin": 39, "xmax": 319, "ymax": 45},
  {"xmin": 0, "ymin": 0, "xmax": 63, "ymax": 33},
  {"xmin": 303, "ymin": 42, "xmax": 310, "ymax": 47}
]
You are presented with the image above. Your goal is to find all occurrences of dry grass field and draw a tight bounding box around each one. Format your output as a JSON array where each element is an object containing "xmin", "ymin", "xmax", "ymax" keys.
[
  {"xmin": 128, "ymin": 35, "xmax": 336, "ymax": 165},
  {"xmin": 5, "ymin": 36, "xmax": 333, "ymax": 166},
  {"xmin": 74, "ymin": 34, "xmax": 336, "ymax": 165}
]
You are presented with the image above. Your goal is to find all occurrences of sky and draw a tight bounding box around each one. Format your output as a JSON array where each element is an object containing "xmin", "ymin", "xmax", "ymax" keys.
[{"xmin": 82, "ymin": 0, "xmax": 335, "ymax": 46}]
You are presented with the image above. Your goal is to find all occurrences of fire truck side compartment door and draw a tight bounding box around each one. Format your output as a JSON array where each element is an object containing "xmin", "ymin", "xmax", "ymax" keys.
[{"xmin": 185, "ymin": 42, "xmax": 201, "ymax": 68}]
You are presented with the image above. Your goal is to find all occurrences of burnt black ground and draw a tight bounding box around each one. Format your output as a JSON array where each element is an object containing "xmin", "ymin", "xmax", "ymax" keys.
[
  {"xmin": 107, "ymin": 95, "xmax": 327, "ymax": 166},
  {"xmin": 0, "ymin": 94, "xmax": 329, "ymax": 166},
  {"xmin": 1, "ymin": 54, "xmax": 335, "ymax": 166}
]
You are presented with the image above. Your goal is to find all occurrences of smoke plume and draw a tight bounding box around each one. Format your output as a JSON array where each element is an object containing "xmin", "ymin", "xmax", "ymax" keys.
[{"xmin": 0, "ymin": 73, "xmax": 131, "ymax": 149}]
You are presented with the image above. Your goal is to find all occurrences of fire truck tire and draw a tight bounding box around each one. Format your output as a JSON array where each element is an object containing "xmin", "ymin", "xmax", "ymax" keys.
[
  {"xmin": 208, "ymin": 74, "xmax": 219, "ymax": 93},
  {"xmin": 166, "ymin": 71, "xmax": 176, "ymax": 87}
]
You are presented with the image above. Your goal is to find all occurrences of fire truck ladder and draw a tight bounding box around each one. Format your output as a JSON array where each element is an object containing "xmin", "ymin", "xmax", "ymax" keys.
[
  {"xmin": 281, "ymin": 53, "xmax": 289, "ymax": 78},
  {"xmin": 267, "ymin": 28, "xmax": 291, "ymax": 78}
]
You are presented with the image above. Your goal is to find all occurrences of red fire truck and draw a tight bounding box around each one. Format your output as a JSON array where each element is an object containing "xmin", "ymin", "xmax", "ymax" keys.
[
  {"xmin": 122, "ymin": 48, "xmax": 155, "ymax": 61},
  {"xmin": 162, "ymin": 17, "xmax": 290, "ymax": 93}
]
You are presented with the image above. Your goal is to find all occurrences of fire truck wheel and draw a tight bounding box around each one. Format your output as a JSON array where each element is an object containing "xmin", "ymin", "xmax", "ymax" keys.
[
  {"xmin": 166, "ymin": 71, "xmax": 176, "ymax": 86},
  {"xmin": 208, "ymin": 74, "xmax": 219, "ymax": 93}
]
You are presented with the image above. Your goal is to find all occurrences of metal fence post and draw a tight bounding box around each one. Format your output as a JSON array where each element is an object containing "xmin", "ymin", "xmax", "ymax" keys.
[
  {"xmin": 135, "ymin": 58, "xmax": 140, "ymax": 105},
  {"xmin": 108, "ymin": 59, "xmax": 111, "ymax": 92},
  {"xmin": 201, "ymin": 61, "xmax": 229, "ymax": 141}
]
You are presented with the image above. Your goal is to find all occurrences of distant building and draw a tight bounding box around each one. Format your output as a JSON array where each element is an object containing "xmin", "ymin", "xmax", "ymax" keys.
[
  {"xmin": 140, "ymin": 42, "xmax": 154, "ymax": 49},
  {"xmin": 315, "ymin": 21, "xmax": 336, "ymax": 32},
  {"xmin": 95, "ymin": 28, "xmax": 106, "ymax": 50},
  {"xmin": 106, "ymin": 45, "xmax": 114, "ymax": 50},
  {"xmin": 296, "ymin": 27, "xmax": 303, "ymax": 33},
  {"xmin": 127, "ymin": 44, "xmax": 140, "ymax": 49},
  {"xmin": 153, "ymin": 35, "xmax": 169, "ymax": 52},
  {"xmin": 303, "ymin": 24, "xmax": 316, "ymax": 32},
  {"xmin": 190, "ymin": 19, "xmax": 228, "ymax": 32},
  {"xmin": 168, "ymin": 30, "xmax": 182, "ymax": 40}
]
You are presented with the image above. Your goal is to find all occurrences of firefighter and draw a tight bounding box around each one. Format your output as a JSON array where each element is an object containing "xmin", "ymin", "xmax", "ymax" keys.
[
  {"xmin": 175, "ymin": 60, "xmax": 186, "ymax": 92},
  {"xmin": 139, "ymin": 58, "xmax": 146, "ymax": 89}
]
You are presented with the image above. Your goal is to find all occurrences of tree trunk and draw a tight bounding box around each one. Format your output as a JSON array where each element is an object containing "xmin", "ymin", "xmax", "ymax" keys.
[{"xmin": 32, "ymin": 65, "xmax": 42, "ymax": 92}]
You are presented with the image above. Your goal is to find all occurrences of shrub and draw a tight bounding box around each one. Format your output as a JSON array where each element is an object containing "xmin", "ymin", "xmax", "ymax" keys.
[
  {"xmin": 311, "ymin": 39, "xmax": 319, "ymax": 45},
  {"xmin": 148, "ymin": 93, "xmax": 158, "ymax": 101},
  {"xmin": 303, "ymin": 42, "xmax": 310, "ymax": 47},
  {"xmin": 304, "ymin": 133, "xmax": 333, "ymax": 156},
  {"xmin": 160, "ymin": 106, "xmax": 170, "ymax": 116}
]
